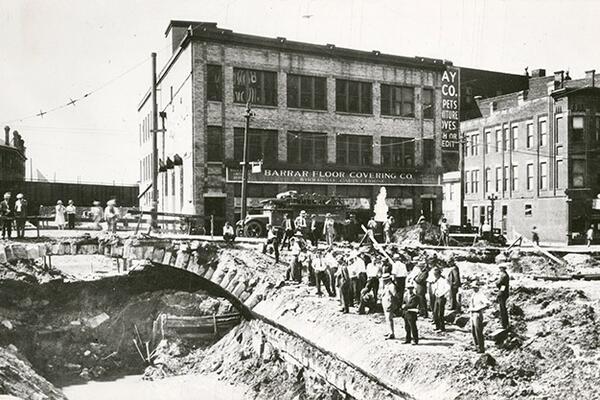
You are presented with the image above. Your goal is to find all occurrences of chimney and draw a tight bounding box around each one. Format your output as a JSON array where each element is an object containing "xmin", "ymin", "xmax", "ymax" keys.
[
  {"xmin": 531, "ymin": 69, "xmax": 546, "ymax": 78},
  {"xmin": 3, "ymin": 126, "xmax": 9, "ymax": 146},
  {"xmin": 554, "ymin": 70, "xmax": 564, "ymax": 89},
  {"xmin": 586, "ymin": 69, "xmax": 596, "ymax": 87}
]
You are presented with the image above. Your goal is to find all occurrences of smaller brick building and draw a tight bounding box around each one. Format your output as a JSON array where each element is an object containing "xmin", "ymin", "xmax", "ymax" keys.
[
  {"xmin": 0, "ymin": 126, "xmax": 26, "ymax": 181},
  {"xmin": 461, "ymin": 69, "xmax": 600, "ymax": 244}
]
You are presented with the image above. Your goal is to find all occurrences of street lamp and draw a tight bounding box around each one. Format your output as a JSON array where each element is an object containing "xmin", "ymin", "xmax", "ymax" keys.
[
  {"xmin": 240, "ymin": 102, "xmax": 255, "ymax": 230},
  {"xmin": 487, "ymin": 193, "xmax": 498, "ymax": 233}
]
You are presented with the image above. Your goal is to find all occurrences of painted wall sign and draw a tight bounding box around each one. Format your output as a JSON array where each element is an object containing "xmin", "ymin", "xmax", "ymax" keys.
[
  {"xmin": 226, "ymin": 167, "xmax": 439, "ymax": 186},
  {"xmin": 441, "ymin": 66, "xmax": 460, "ymax": 151}
]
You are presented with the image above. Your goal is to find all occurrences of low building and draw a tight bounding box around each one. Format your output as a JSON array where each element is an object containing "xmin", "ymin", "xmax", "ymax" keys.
[
  {"xmin": 461, "ymin": 69, "xmax": 600, "ymax": 244},
  {"xmin": 0, "ymin": 126, "xmax": 26, "ymax": 181},
  {"xmin": 441, "ymin": 171, "xmax": 461, "ymax": 225}
]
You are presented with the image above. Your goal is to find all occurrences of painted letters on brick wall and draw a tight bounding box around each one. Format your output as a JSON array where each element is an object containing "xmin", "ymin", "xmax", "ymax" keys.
[{"xmin": 441, "ymin": 66, "xmax": 460, "ymax": 151}]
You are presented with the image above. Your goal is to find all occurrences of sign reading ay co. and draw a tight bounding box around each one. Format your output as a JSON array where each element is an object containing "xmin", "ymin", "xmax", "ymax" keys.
[{"xmin": 441, "ymin": 66, "xmax": 460, "ymax": 151}]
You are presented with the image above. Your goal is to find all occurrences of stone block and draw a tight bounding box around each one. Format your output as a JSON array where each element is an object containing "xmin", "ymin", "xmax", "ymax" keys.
[
  {"xmin": 220, "ymin": 268, "xmax": 237, "ymax": 289},
  {"xmin": 0, "ymin": 246, "xmax": 7, "ymax": 263},
  {"xmin": 210, "ymin": 263, "xmax": 228, "ymax": 285},
  {"xmin": 25, "ymin": 245, "xmax": 39, "ymax": 260},
  {"xmin": 51, "ymin": 243, "xmax": 63, "ymax": 255},
  {"xmin": 161, "ymin": 251, "xmax": 172, "ymax": 265},
  {"xmin": 13, "ymin": 244, "xmax": 28, "ymax": 259},
  {"xmin": 151, "ymin": 248, "xmax": 165, "ymax": 263},
  {"xmin": 111, "ymin": 245, "xmax": 123, "ymax": 258},
  {"xmin": 232, "ymin": 281, "xmax": 247, "ymax": 298},
  {"xmin": 175, "ymin": 252, "xmax": 190, "ymax": 269},
  {"xmin": 143, "ymin": 246, "xmax": 155, "ymax": 260},
  {"xmin": 203, "ymin": 265, "xmax": 216, "ymax": 280}
]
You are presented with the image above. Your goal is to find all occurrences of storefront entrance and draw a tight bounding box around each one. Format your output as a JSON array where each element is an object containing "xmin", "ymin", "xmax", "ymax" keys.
[{"xmin": 204, "ymin": 197, "xmax": 226, "ymax": 234}]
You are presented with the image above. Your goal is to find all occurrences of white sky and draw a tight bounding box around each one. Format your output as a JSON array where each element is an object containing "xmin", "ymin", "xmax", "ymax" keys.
[{"xmin": 1, "ymin": 0, "xmax": 600, "ymax": 183}]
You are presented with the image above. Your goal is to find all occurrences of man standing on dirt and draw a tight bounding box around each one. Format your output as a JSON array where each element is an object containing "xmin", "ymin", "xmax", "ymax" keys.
[
  {"xmin": 381, "ymin": 272, "xmax": 397, "ymax": 340},
  {"xmin": 413, "ymin": 263, "xmax": 429, "ymax": 318},
  {"xmin": 432, "ymin": 268, "xmax": 450, "ymax": 332},
  {"xmin": 447, "ymin": 260, "xmax": 462, "ymax": 311},
  {"xmin": 280, "ymin": 213, "xmax": 294, "ymax": 251},
  {"xmin": 417, "ymin": 212, "xmax": 427, "ymax": 244},
  {"xmin": 336, "ymin": 257, "xmax": 352, "ymax": 314},
  {"xmin": 294, "ymin": 210, "xmax": 308, "ymax": 237},
  {"xmin": 496, "ymin": 264, "xmax": 510, "ymax": 329},
  {"xmin": 402, "ymin": 285, "xmax": 419, "ymax": 345},
  {"xmin": 313, "ymin": 250, "xmax": 334, "ymax": 297},
  {"xmin": 14, "ymin": 193, "xmax": 28, "ymax": 238},
  {"xmin": 469, "ymin": 285, "xmax": 490, "ymax": 353},
  {"xmin": 531, "ymin": 226, "xmax": 540, "ymax": 246},
  {"xmin": 309, "ymin": 214, "xmax": 319, "ymax": 246},
  {"xmin": 391, "ymin": 253, "xmax": 407, "ymax": 308},
  {"xmin": 586, "ymin": 225, "xmax": 594, "ymax": 247},
  {"xmin": 263, "ymin": 224, "xmax": 280, "ymax": 263}
]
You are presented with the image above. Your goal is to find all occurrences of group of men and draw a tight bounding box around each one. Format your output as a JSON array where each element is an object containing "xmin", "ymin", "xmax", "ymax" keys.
[
  {"xmin": 280, "ymin": 210, "xmax": 337, "ymax": 249},
  {"xmin": 275, "ymin": 235, "xmax": 511, "ymax": 352},
  {"xmin": 0, "ymin": 192, "xmax": 28, "ymax": 239}
]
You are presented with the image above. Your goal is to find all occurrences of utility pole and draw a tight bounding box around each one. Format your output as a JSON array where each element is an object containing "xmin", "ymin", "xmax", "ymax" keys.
[
  {"xmin": 151, "ymin": 52, "xmax": 159, "ymax": 230},
  {"xmin": 458, "ymin": 132, "xmax": 465, "ymax": 227},
  {"xmin": 159, "ymin": 111, "xmax": 167, "ymax": 214},
  {"xmin": 240, "ymin": 102, "xmax": 254, "ymax": 229}
]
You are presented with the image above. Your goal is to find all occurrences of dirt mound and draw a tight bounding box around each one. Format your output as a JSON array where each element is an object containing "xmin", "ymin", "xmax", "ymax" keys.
[
  {"xmin": 0, "ymin": 259, "xmax": 65, "ymax": 284},
  {"xmin": 393, "ymin": 222, "xmax": 439, "ymax": 246}
]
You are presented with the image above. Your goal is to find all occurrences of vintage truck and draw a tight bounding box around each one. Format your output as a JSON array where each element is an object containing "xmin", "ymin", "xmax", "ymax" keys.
[{"xmin": 238, "ymin": 191, "xmax": 348, "ymax": 237}]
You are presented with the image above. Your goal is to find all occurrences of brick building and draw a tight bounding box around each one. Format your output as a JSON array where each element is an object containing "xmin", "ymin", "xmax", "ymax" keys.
[
  {"xmin": 461, "ymin": 69, "xmax": 600, "ymax": 244},
  {"xmin": 138, "ymin": 20, "xmax": 465, "ymax": 229},
  {"xmin": 0, "ymin": 126, "xmax": 26, "ymax": 181}
]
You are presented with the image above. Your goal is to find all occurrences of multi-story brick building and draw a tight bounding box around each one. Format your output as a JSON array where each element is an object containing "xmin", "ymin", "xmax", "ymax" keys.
[
  {"xmin": 461, "ymin": 69, "xmax": 600, "ymax": 244},
  {"xmin": 0, "ymin": 126, "xmax": 26, "ymax": 181},
  {"xmin": 139, "ymin": 20, "xmax": 465, "ymax": 230}
]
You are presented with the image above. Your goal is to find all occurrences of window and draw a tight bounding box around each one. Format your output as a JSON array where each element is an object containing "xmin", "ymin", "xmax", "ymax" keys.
[
  {"xmin": 206, "ymin": 126, "xmax": 223, "ymax": 162},
  {"xmin": 511, "ymin": 165, "xmax": 518, "ymax": 191},
  {"xmin": 207, "ymin": 65, "xmax": 222, "ymax": 101},
  {"xmin": 422, "ymin": 88, "xmax": 434, "ymax": 119},
  {"xmin": 233, "ymin": 128, "xmax": 278, "ymax": 162},
  {"xmin": 539, "ymin": 162, "xmax": 548, "ymax": 190},
  {"xmin": 485, "ymin": 168, "xmax": 491, "ymax": 193},
  {"xmin": 555, "ymin": 159, "xmax": 563, "ymax": 189},
  {"xmin": 539, "ymin": 119, "xmax": 548, "ymax": 147},
  {"xmin": 511, "ymin": 126, "xmax": 518, "ymax": 150},
  {"xmin": 572, "ymin": 116, "xmax": 585, "ymax": 142},
  {"xmin": 555, "ymin": 116, "xmax": 562, "ymax": 143},
  {"xmin": 336, "ymin": 79, "xmax": 372, "ymax": 114},
  {"xmin": 525, "ymin": 204, "xmax": 532, "ymax": 217},
  {"xmin": 287, "ymin": 74, "xmax": 327, "ymax": 110},
  {"xmin": 336, "ymin": 134, "xmax": 372, "ymax": 165},
  {"xmin": 465, "ymin": 171, "xmax": 470, "ymax": 194},
  {"xmin": 287, "ymin": 131, "xmax": 327, "ymax": 165},
  {"xmin": 381, "ymin": 84, "xmax": 414, "ymax": 117},
  {"xmin": 471, "ymin": 134, "xmax": 479, "ymax": 156},
  {"xmin": 381, "ymin": 137, "xmax": 414, "ymax": 167},
  {"xmin": 233, "ymin": 68, "xmax": 277, "ymax": 106},
  {"xmin": 503, "ymin": 127, "xmax": 510, "ymax": 152},
  {"xmin": 527, "ymin": 163, "xmax": 534, "ymax": 191},
  {"xmin": 495, "ymin": 129, "xmax": 502, "ymax": 152},
  {"xmin": 503, "ymin": 166, "xmax": 509, "ymax": 191},
  {"xmin": 495, "ymin": 167, "xmax": 501, "ymax": 192},
  {"xmin": 423, "ymin": 139, "xmax": 435, "ymax": 167},
  {"xmin": 526, "ymin": 123, "xmax": 534, "ymax": 148},
  {"xmin": 572, "ymin": 158, "xmax": 586, "ymax": 188},
  {"xmin": 484, "ymin": 130, "xmax": 491, "ymax": 154},
  {"xmin": 471, "ymin": 170, "xmax": 479, "ymax": 193}
]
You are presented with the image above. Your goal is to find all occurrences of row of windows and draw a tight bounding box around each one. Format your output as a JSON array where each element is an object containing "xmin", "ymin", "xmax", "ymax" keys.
[
  {"xmin": 206, "ymin": 66, "xmax": 435, "ymax": 118},
  {"xmin": 465, "ymin": 115, "xmax": 600, "ymax": 158},
  {"xmin": 464, "ymin": 158, "xmax": 586, "ymax": 194},
  {"xmin": 206, "ymin": 126, "xmax": 429, "ymax": 168}
]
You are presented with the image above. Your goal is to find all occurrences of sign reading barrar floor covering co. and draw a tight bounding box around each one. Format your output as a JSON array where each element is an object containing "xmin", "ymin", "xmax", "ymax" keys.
[
  {"xmin": 226, "ymin": 167, "xmax": 439, "ymax": 186},
  {"xmin": 441, "ymin": 66, "xmax": 460, "ymax": 151}
]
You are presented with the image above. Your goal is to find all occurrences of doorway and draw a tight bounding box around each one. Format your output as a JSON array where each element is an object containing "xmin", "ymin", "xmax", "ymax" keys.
[{"xmin": 204, "ymin": 197, "xmax": 226, "ymax": 234}]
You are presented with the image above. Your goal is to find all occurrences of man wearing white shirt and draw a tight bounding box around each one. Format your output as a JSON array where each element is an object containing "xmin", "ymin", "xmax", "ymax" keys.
[
  {"xmin": 431, "ymin": 269, "xmax": 450, "ymax": 332},
  {"xmin": 365, "ymin": 257, "xmax": 381, "ymax": 300},
  {"xmin": 469, "ymin": 285, "xmax": 490, "ymax": 353},
  {"xmin": 391, "ymin": 253, "xmax": 407, "ymax": 307},
  {"xmin": 349, "ymin": 253, "xmax": 366, "ymax": 306},
  {"xmin": 313, "ymin": 250, "xmax": 334, "ymax": 297},
  {"xmin": 323, "ymin": 250, "xmax": 338, "ymax": 296}
]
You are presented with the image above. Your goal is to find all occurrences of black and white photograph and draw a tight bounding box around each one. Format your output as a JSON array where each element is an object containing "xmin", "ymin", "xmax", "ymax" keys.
[{"xmin": 1, "ymin": 1, "xmax": 600, "ymax": 399}]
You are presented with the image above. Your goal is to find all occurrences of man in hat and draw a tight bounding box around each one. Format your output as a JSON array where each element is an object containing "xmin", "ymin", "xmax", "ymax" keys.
[
  {"xmin": 14, "ymin": 193, "xmax": 28, "ymax": 238},
  {"xmin": 323, "ymin": 213, "xmax": 336, "ymax": 247},
  {"xmin": 411, "ymin": 262, "xmax": 429, "ymax": 318},
  {"xmin": 336, "ymin": 257, "xmax": 352, "ymax": 314},
  {"xmin": 1, "ymin": 192, "xmax": 13, "ymax": 239},
  {"xmin": 312, "ymin": 249, "xmax": 334, "ymax": 297},
  {"xmin": 91, "ymin": 201, "xmax": 103, "ymax": 230},
  {"xmin": 294, "ymin": 210, "xmax": 308, "ymax": 237},
  {"xmin": 104, "ymin": 199, "xmax": 119, "ymax": 233},
  {"xmin": 365, "ymin": 256, "xmax": 381, "ymax": 300},
  {"xmin": 417, "ymin": 211, "xmax": 427, "ymax": 244},
  {"xmin": 263, "ymin": 223, "xmax": 280, "ymax": 263},
  {"xmin": 447, "ymin": 260, "xmax": 462, "ymax": 311},
  {"xmin": 496, "ymin": 264, "xmax": 510, "ymax": 329},
  {"xmin": 402, "ymin": 284, "xmax": 420, "ymax": 345},
  {"xmin": 383, "ymin": 215, "xmax": 394, "ymax": 244},
  {"xmin": 469, "ymin": 285, "xmax": 490, "ymax": 353},
  {"xmin": 349, "ymin": 251, "xmax": 366, "ymax": 306},
  {"xmin": 381, "ymin": 272, "xmax": 398, "ymax": 339},
  {"xmin": 289, "ymin": 232, "xmax": 306, "ymax": 282},
  {"xmin": 431, "ymin": 268, "xmax": 450, "ymax": 332},
  {"xmin": 391, "ymin": 253, "xmax": 407, "ymax": 308},
  {"xmin": 280, "ymin": 213, "xmax": 294, "ymax": 251}
]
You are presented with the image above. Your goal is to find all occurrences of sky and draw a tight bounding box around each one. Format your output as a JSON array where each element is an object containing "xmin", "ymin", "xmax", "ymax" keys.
[{"xmin": 2, "ymin": 0, "xmax": 600, "ymax": 184}]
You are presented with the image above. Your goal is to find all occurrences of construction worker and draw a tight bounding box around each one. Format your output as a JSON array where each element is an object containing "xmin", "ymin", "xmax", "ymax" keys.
[
  {"xmin": 469, "ymin": 285, "xmax": 490, "ymax": 353},
  {"xmin": 313, "ymin": 250, "xmax": 334, "ymax": 297},
  {"xmin": 432, "ymin": 268, "xmax": 450, "ymax": 332},
  {"xmin": 381, "ymin": 272, "xmax": 397, "ymax": 339},
  {"xmin": 391, "ymin": 253, "xmax": 407, "ymax": 308},
  {"xmin": 365, "ymin": 256, "xmax": 381, "ymax": 300},
  {"xmin": 402, "ymin": 285, "xmax": 419, "ymax": 345},
  {"xmin": 280, "ymin": 213, "xmax": 294, "ymax": 250},
  {"xmin": 496, "ymin": 264, "xmax": 510, "ymax": 329},
  {"xmin": 447, "ymin": 260, "xmax": 462, "ymax": 311}
]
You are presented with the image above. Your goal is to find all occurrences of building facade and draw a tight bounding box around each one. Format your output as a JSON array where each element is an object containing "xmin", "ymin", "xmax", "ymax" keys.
[
  {"xmin": 139, "ymin": 21, "xmax": 464, "ymax": 229},
  {"xmin": 0, "ymin": 126, "xmax": 26, "ymax": 181},
  {"xmin": 461, "ymin": 69, "xmax": 600, "ymax": 244}
]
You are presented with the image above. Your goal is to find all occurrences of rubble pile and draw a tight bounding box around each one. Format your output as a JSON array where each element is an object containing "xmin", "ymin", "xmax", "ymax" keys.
[{"xmin": 393, "ymin": 222, "xmax": 439, "ymax": 246}]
